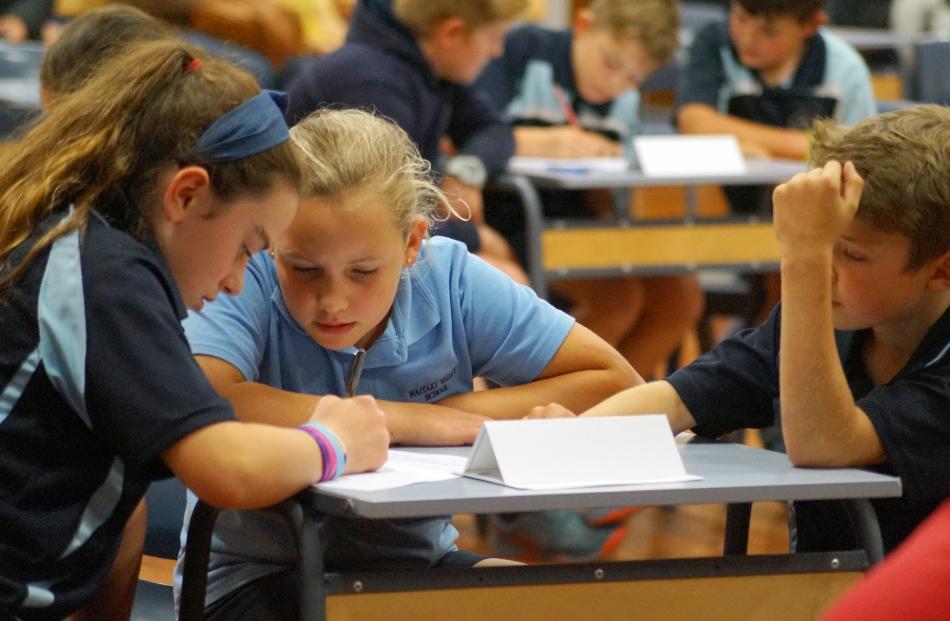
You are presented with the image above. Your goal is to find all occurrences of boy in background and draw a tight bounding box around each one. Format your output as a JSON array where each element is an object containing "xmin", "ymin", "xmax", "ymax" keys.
[
  {"xmin": 476, "ymin": 0, "xmax": 701, "ymax": 387},
  {"xmin": 475, "ymin": 0, "xmax": 698, "ymax": 561},
  {"xmin": 677, "ymin": 0, "xmax": 875, "ymax": 165},
  {"xmin": 285, "ymin": 0, "xmax": 528, "ymax": 283},
  {"xmin": 676, "ymin": 0, "xmax": 877, "ymax": 375},
  {"xmin": 533, "ymin": 105, "xmax": 950, "ymax": 556}
]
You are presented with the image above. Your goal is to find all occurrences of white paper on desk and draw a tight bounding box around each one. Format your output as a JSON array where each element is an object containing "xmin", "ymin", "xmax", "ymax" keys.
[
  {"xmin": 633, "ymin": 135, "xmax": 746, "ymax": 177},
  {"xmin": 462, "ymin": 416, "xmax": 701, "ymax": 490},
  {"xmin": 314, "ymin": 449, "xmax": 466, "ymax": 492},
  {"xmin": 508, "ymin": 155, "xmax": 630, "ymax": 175}
]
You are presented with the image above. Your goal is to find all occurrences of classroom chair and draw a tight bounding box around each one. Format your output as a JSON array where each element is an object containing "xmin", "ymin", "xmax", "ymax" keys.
[{"xmin": 131, "ymin": 478, "xmax": 188, "ymax": 621}]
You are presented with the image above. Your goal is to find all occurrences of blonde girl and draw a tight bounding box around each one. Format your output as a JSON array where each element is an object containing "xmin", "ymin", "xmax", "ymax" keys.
[{"xmin": 179, "ymin": 108, "xmax": 639, "ymax": 619}]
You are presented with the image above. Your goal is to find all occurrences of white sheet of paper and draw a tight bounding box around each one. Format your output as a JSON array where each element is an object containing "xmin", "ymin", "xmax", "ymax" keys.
[
  {"xmin": 463, "ymin": 416, "xmax": 701, "ymax": 491},
  {"xmin": 314, "ymin": 449, "xmax": 466, "ymax": 492},
  {"xmin": 508, "ymin": 155, "xmax": 630, "ymax": 175},
  {"xmin": 633, "ymin": 134, "xmax": 747, "ymax": 177}
]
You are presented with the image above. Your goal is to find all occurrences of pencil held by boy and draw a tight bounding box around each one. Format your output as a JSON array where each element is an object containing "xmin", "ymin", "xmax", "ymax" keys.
[
  {"xmin": 0, "ymin": 40, "xmax": 388, "ymax": 621},
  {"xmin": 532, "ymin": 105, "xmax": 950, "ymax": 555}
]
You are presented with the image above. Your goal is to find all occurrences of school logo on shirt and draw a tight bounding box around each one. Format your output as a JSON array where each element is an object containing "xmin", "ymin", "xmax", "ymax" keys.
[{"xmin": 407, "ymin": 367, "xmax": 457, "ymax": 402}]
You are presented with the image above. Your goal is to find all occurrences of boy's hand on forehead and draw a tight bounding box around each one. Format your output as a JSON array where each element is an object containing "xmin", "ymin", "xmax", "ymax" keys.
[{"xmin": 772, "ymin": 160, "xmax": 864, "ymax": 260}]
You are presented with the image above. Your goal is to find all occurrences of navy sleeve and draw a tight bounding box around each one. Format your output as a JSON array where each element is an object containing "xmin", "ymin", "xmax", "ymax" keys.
[
  {"xmin": 446, "ymin": 86, "xmax": 515, "ymax": 176},
  {"xmin": 83, "ymin": 245, "xmax": 234, "ymax": 478},
  {"xmin": 667, "ymin": 304, "xmax": 782, "ymax": 437},
  {"xmin": 675, "ymin": 21, "xmax": 728, "ymax": 111}
]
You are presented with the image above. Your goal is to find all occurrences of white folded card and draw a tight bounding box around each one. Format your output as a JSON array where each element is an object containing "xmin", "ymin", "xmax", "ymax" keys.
[
  {"xmin": 462, "ymin": 416, "xmax": 701, "ymax": 490},
  {"xmin": 633, "ymin": 134, "xmax": 747, "ymax": 177}
]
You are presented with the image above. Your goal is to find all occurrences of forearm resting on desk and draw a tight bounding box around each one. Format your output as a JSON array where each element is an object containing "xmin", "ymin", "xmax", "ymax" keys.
[
  {"xmin": 580, "ymin": 380, "xmax": 696, "ymax": 433},
  {"xmin": 218, "ymin": 381, "xmax": 484, "ymax": 446},
  {"xmin": 196, "ymin": 355, "xmax": 484, "ymax": 445},
  {"xmin": 677, "ymin": 104, "xmax": 811, "ymax": 161}
]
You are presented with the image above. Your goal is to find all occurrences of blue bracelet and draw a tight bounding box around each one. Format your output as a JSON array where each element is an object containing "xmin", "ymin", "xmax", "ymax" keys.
[{"xmin": 297, "ymin": 422, "xmax": 347, "ymax": 481}]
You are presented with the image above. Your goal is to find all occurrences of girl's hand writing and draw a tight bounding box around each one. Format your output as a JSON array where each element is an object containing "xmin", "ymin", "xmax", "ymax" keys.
[{"xmin": 309, "ymin": 395, "xmax": 389, "ymax": 474}]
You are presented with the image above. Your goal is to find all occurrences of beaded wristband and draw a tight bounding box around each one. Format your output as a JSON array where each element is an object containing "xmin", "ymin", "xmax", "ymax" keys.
[{"xmin": 297, "ymin": 422, "xmax": 347, "ymax": 481}]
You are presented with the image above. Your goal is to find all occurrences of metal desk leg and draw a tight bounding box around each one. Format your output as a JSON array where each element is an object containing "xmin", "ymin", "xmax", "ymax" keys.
[
  {"xmin": 684, "ymin": 187, "xmax": 699, "ymax": 223},
  {"xmin": 285, "ymin": 499, "xmax": 328, "ymax": 621},
  {"xmin": 492, "ymin": 174, "xmax": 548, "ymax": 298},
  {"xmin": 848, "ymin": 498, "xmax": 884, "ymax": 565},
  {"xmin": 723, "ymin": 502, "xmax": 752, "ymax": 555},
  {"xmin": 180, "ymin": 500, "xmax": 220, "ymax": 621}
]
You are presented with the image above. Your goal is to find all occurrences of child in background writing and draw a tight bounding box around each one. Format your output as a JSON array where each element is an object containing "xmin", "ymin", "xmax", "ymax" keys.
[
  {"xmin": 475, "ymin": 0, "xmax": 700, "ymax": 559},
  {"xmin": 176, "ymin": 108, "xmax": 639, "ymax": 619},
  {"xmin": 0, "ymin": 41, "xmax": 389, "ymax": 621},
  {"xmin": 477, "ymin": 0, "xmax": 704, "ymax": 382}
]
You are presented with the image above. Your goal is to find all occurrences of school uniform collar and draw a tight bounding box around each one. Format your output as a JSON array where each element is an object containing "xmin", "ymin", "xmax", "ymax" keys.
[
  {"xmin": 561, "ymin": 28, "xmax": 613, "ymax": 115},
  {"xmin": 90, "ymin": 190, "xmax": 188, "ymax": 320},
  {"xmin": 728, "ymin": 30, "xmax": 827, "ymax": 90},
  {"xmin": 835, "ymin": 306, "xmax": 950, "ymax": 389}
]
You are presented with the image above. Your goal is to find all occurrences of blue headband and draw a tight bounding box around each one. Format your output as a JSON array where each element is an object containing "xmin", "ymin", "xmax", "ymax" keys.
[{"xmin": 193, "ymin": 90, "xmax": 291, "ymax": 163}]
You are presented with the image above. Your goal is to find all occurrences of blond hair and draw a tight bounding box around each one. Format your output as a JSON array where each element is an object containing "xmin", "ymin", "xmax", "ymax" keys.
[
  {"xmin": 290, "ymin": 108, "xmax": 450, "ymax": 235},
  {"xmin": 393, "ymin": 0, "xmax": 528, "ymax": 37},
  {"xmin": 810, "ymin": 105, "xmax": 950, "ymax": 269},
  {"xmin": 0, "ymin": 39, "xmax": 302, "ymax": 294},
  {"xmin": 589, "ymin": 0, "xmax": 680, "ymax": 66}
]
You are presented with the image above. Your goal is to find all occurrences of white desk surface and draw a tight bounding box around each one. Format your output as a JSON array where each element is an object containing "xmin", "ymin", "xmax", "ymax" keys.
[
  {"xmin": 506, "ymin": 157, "xmax": 807, "ymax": 191},
  {"xmin": 307, "ymin": 442, "xmax": 901, "ymax": 520}
]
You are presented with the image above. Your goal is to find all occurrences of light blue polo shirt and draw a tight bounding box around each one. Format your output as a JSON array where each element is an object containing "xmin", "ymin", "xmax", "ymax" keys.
[{"xmin": 174, "ymin": 236, "xmax": 575, "ymax": 606}]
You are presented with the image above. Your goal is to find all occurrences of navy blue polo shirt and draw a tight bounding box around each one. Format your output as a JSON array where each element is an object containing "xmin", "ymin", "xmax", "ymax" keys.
[
  {"xmin": 0, "ymin": 207, "xmax": 233, "ymax": 620},
  {"xmin": 668, "ymin": 304, "xmax": 950, "ymax": 553}
]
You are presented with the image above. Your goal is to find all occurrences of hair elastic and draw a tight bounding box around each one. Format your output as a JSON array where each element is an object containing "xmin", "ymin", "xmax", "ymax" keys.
[
  {"xmin": 193, "ymin": 90, "xmax": 291, "ymax": 164},
  {"xmin": 185, "ymin": 57, "xmax": 202, "ymax": 73},
  {"xmin": 297, "ymin": 422, "xmax": 347, "ymax": 481}
]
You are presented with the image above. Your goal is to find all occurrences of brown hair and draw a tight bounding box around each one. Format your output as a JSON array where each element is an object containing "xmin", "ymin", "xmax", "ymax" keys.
[
  {"xmin": 393, "ymin": 0, "xmax": 528, "ymax": 37},
  {"xmin": 810, "ymin": 105, "xmax": 950, "ymax": 269},
  {"xmin": 589, "ymin": 0, "xmax": 680, "ymax": 67},
  {"xmin": 0, "ymin": 39, "xmax": 302, "ymax": 294},
  {"xmin": 290, "ymin": 108, "xmax": 451, "ymax": 236},
  {"xmin": 735, "ymin": 0, "xmax": 825, "ymax": 22},
  {"xmin": 40, "ymin": 5, "xmax": 169, "ymax": 100}
]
